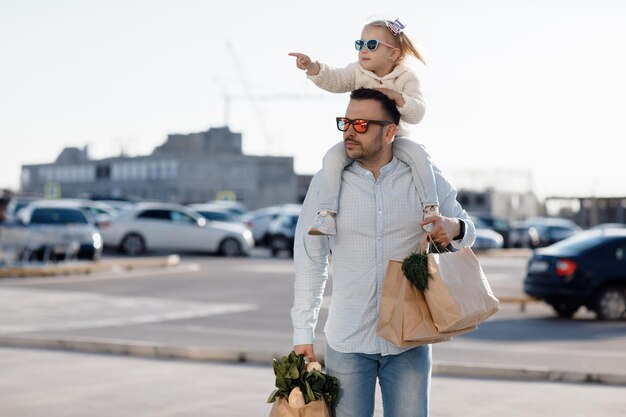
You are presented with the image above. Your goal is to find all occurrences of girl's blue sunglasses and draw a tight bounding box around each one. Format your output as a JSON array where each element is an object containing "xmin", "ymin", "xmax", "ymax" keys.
[{"xmin": 355, "ymin": 39, "xmax": 397, "ymax": 52}]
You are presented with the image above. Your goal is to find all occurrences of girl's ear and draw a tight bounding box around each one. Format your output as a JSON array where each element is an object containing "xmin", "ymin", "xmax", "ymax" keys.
[{"xmin": 390, "ymin": 48, "xmax": 402, "ymax": 62}]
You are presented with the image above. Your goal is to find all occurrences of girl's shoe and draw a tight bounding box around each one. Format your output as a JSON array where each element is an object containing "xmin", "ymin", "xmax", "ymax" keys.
[
  {"xmin": 422, "ymin": 205, "xmax": 440, "ymax": 233},
  {"xmin": 308, "ymin": 211, "xmax": 336, "ymax": 236}
]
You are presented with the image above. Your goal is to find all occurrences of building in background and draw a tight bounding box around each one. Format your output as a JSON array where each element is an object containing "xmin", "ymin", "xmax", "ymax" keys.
[
  {"xmin": 446, "ymin": 168, "xmax": 540, "ymax": 221},
  {"xmin": 19, "ymin": 127, "xmax": 298, "ymax": 210},
  {"xmin": 544, "ymin": 196, "xmax": 626, "ymax": 228},
  {"xmin": 457, "ymin": 188, "xmax": 540, "ymax": 222}
]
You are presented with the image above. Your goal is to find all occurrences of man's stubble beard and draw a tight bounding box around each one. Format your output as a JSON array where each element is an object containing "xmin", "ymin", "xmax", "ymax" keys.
[{"xmin": 345, "ymin": 129, "xmax": 385, "ymax": 163}]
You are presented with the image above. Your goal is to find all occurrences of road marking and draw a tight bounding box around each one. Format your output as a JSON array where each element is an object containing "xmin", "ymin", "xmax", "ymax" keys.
[
  {"xmin": 439, "ymin": 339, "xmax": 626, "ymax": 359},
  {"xmin": 150, "ymin": 324, "xmax": 293, "ymax": 339},
  {"xmin": 0, "ymin": 263, "xmax": 201, "ymax": 285},
  {"xmin": 484, "ymin": 272, "xmax": 520, "ymax": 281},
  {"xmin": 0, "ymin": 288, "xmax": 256, "ymax": 334},
  {"xmin": 230, "ymin": 264, "xmax": 295, "ymax": 274}
]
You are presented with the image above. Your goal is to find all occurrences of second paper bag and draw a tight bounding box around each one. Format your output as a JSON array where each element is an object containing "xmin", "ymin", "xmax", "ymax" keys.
[{"xmin": 424, "ymin": 248, "xmax": 500, "ymax": 333}]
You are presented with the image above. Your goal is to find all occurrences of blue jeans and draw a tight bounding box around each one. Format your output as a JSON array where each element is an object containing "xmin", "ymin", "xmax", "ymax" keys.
[{"xmin": 324, "ymin": 343, "xmax": 431, "ymax": 417}]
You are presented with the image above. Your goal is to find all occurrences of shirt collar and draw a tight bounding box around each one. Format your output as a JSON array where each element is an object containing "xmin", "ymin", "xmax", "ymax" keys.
[{"xmin": 349, "ymin": 156, "xmax": 400, "ymax": 181}]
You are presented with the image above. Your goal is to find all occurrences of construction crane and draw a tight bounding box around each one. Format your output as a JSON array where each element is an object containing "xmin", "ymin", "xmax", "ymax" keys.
[{"xmin": 217, "ymin": 41, "xmax": 333, "ymax": 154}]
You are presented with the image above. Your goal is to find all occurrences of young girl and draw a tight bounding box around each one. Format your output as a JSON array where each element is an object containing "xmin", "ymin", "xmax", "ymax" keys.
[{"xmin": 289, "ymin": 18, "xmax": 439, "ymax": 236}]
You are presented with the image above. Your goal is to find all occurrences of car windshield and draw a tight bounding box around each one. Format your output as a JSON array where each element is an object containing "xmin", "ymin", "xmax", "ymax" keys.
[
  {"xmin": 30, "ymin": 208, "xmax": 89, "ymax": 225},
  {"xmin": 199, "ymin": 211, "xmax": 234, "ymax": 222},
  {"xmin": 545, "ymin": 231, "xmax": 614, "ymax": 253}
]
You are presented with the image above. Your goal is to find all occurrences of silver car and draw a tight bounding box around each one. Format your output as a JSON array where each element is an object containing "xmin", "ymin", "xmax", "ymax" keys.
[
  {"xmin": 100, "ymin": 203, "xmax": 254, "ymax": 256},
  {"xmin": 12, "ymin": 200, "xmax": 103, "ymax": 261}
]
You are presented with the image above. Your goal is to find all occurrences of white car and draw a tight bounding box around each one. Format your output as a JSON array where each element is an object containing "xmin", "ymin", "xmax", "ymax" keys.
[
  {"xmin": 241, "ymin": 204, "xmax": 302, "ymax": 247},
  {"xmin": 472, "ymin": 228, "xmax": 505, "ymax": 250},
  {"xmin": 100, "ymin": 203, "xmax": 254, "ymax": 256},
  {"xmin": 471, "ymin": 217, "xmax": 504, "ymax": 250},
  {"xmin": 57, "ymin": 199, "xmax": 118, "ymax": 226},
  {"xmin": 13, "ymin": 199, "xmax": 103, "ymax": 261}
]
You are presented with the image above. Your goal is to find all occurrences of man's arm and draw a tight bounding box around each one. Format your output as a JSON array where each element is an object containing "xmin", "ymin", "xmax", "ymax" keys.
[
  {"xmin": 421, "ymin": 165, "xmax": 477, "ymax": 248},
  {"xmin": 291, "ymin": 173, "xmax": 331, "ymax": 358}
]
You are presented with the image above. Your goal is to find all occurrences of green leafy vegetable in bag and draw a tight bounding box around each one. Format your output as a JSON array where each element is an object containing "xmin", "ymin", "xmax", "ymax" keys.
[
  {"xmin": 402, "ymin": 241, "xmax": 446, "ymax": 292},
  {"xmin": 267, "ymin": 351, "xmax": 340, "ymax": 407}
]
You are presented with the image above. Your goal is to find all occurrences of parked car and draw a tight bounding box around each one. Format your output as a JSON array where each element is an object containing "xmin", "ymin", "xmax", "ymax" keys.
[
  {"xmin": 509, "ymin": 217, "xmax": 581, "ymax": 249},
  {"xmin": 242, "ymin": 204, "xmax": 302, "ymax": 247},
  {"xmin": 471, "ymin": 217, "xmax": 505, "ymax": 251},
  {"xmin": 523, "ymin": 229, "xmax": 626, "ymax": 320},
  {"xmin": 527, "ymin": 218, "xmax": 581, "ymax": 248},
  {"xmin": 470, "ymin": 213, "xmax": 512, "ymax": 247},
  {"xmin": 15, "ymin": 200, "xmax": 102, "ymax": 261},
  {"xmin": 509, "ymin": 221, "xmax": 533, "ymax": 248},
  {"xmin": 267, "ymin": 209, "xmax": 301, "ymax": 257},
  {"xmin": 205, "ymin": 200, "xmax": 249, "ymax": 218},
  {"xmin": 589, "ymin": 223, "xmax": 626, "ymax": 230},
  {"xmin": 4, "ymin": 195, "xmax": 41, "ymax": 223},
  {"xmin": 59, "ymin": 199, "xmax": 118, "ymax": 226},
  {"xmin": 100, "ymin": 203, "xmax": 253, "ymax": 256},
  {"xmin": 187, "ymin": 204, "xmax": 242, "ymax": 223}
]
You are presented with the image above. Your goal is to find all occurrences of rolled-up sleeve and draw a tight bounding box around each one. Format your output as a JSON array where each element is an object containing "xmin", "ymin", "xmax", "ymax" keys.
[{"xmin": 291, "ymin": 173, "xmax": 332, "ymax": 345}]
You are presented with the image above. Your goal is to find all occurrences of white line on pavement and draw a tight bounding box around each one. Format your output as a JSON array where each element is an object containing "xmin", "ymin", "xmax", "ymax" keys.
[{"xmin": 0, "ymin": 263, "xmax": 202, "ymax": 285}]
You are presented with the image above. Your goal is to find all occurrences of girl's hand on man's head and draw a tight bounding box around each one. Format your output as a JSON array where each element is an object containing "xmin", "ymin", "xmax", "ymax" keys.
[{"xmin": 374, "ymin": 87, "xmax": 404, "ymax": 107}]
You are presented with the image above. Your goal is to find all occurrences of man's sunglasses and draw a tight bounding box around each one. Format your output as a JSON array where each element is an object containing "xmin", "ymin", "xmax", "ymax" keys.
[
  {"xmin": 336, "ymin": 117, "xmax": 394, "ymax": 134},
  {"xmin": 355, "ymin": 39, "xmax": 397, "ymax": 52}
]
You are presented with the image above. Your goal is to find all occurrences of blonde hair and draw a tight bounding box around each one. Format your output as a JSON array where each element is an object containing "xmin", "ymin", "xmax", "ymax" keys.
[{"xmin": 366, "ymin": 20, "xmax": 426, "ymax": 65}]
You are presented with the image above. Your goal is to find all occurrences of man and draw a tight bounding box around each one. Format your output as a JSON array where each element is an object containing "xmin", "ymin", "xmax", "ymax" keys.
[{"xmin": 291, "ymin": 88, "xmax": 476, "ymax": 417}]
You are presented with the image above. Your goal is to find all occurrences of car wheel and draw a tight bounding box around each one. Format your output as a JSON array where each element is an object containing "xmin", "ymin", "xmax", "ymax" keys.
[
  {"xmin": 120, "ymin": 233, "xmax": 146, "ymax": 256},
  {"xmin": 271, "ymin": 236, "xmax": 291, "ymax": 257},
  {"xmin": 550, "ymin": 302, "xmax": 579, "ymax": 319},
  {"xmin": 594, "ymin": 286, "xmax": 626, "ymax": 321},
  {"xmin": 219, "ymin": 238, "xmax": 242, "ymax": 257}
]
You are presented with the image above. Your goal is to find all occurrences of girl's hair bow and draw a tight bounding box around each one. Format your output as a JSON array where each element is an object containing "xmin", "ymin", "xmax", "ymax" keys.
[{"xmin": 386, "ymin": 18, "xmax": 406, "ymax": 36}]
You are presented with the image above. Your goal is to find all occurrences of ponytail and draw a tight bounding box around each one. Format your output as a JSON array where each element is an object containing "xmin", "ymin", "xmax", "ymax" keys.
[{"xmin": 365, "ymin": 20, "xmax": 426, "ymax": 65}]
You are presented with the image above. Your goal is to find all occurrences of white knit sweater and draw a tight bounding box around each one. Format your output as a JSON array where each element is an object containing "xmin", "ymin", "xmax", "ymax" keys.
[{"xmin": 307, "ymin": 61, "xmax": 426, "ymax": 136}]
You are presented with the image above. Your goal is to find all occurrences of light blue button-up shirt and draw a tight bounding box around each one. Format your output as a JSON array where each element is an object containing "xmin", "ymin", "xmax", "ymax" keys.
[{"xmin": 292, "ymin": 157, "xmax": 476, "ymax": 355}]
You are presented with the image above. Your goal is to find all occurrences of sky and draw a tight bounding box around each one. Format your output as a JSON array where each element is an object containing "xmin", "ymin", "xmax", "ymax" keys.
[{"xmin": 1, "ymin": 0, "xmax": 625, "ymax": 200}]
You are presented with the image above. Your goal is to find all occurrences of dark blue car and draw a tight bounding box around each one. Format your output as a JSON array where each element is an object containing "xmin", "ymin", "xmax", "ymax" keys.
[{"xmin": 524, "ymin": 229, "xmax": 626, "ymax": 320}]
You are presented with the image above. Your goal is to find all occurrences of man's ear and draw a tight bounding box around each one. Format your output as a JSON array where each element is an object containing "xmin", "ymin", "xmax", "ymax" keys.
[{"xmin": 384, "ymin": 124, "xmax": 398, "ymax": 144}]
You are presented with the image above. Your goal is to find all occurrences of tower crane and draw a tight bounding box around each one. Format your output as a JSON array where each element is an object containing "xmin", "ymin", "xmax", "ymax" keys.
[{"xmin": 217, "ymin": 41, "xmax": 333, "ymax": 154}]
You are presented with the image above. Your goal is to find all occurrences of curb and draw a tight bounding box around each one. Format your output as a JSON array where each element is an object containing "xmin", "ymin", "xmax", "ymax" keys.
[
  {"xmin": 1, "ymin": 335, "xmax": 624, "ymax": 386},
  {"xmin": 478, "ymin": 248, "xmax": 532, "ymax": 258},
  {"xmin": 0, "ymin": 255, "xmax": 180, "ymax": 277}
]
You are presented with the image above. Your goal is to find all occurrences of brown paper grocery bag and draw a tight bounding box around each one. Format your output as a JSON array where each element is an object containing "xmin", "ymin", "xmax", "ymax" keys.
[
  {"xmin": 269, "ymin": 397, "xmax": 331, "ymax": 417},
  {"xmin": 377, "ymin": 260, "xmax": 477, "ymax": 348},
  {"xmin": 424, "ymin": 248, "xmax": 500, "ymax": 333}
]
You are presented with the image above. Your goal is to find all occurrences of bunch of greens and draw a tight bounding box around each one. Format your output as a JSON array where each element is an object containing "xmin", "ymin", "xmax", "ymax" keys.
[
  {"xmin": 267, "ymin": 351, "xmax": 340, "ymax": 407},
  {"xmin": 402, "ymin": 241, "xmax": 446, "ymax": 291}
]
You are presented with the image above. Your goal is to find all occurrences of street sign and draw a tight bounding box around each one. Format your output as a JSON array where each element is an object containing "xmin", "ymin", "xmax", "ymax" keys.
[
  {"xmin": 43, "ymin": 182, "xmax": 61, "ymax": 199},
  {"xmin": 216, "ymin": 191, "xmax": 236, "ymax": 201}
]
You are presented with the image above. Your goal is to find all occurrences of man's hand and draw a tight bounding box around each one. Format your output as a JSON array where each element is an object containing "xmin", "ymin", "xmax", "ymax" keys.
[
  {"xmin": 288, "ymin": 53, "xmax": 320, "ymax": 75},
  {"xmin": 294, "ymin": 344, "xmax": 316, "ymax": 363},
  {"xmin": 421, "ymin": 214, "xmax": 461, "ymax": 247},
  {"xmin": 375, "ymin": 87, "xmax": 405, "ymax": 107}
]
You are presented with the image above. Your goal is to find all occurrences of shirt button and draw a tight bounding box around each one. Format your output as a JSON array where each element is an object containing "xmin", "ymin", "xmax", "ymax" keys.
[
  {"xmin": 378, "ymin": 209, "xmax": 382, "ymax": 213},
  {"xmin": 377, "ymin": 237, "xmax": 381, "ymax": 240}
]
